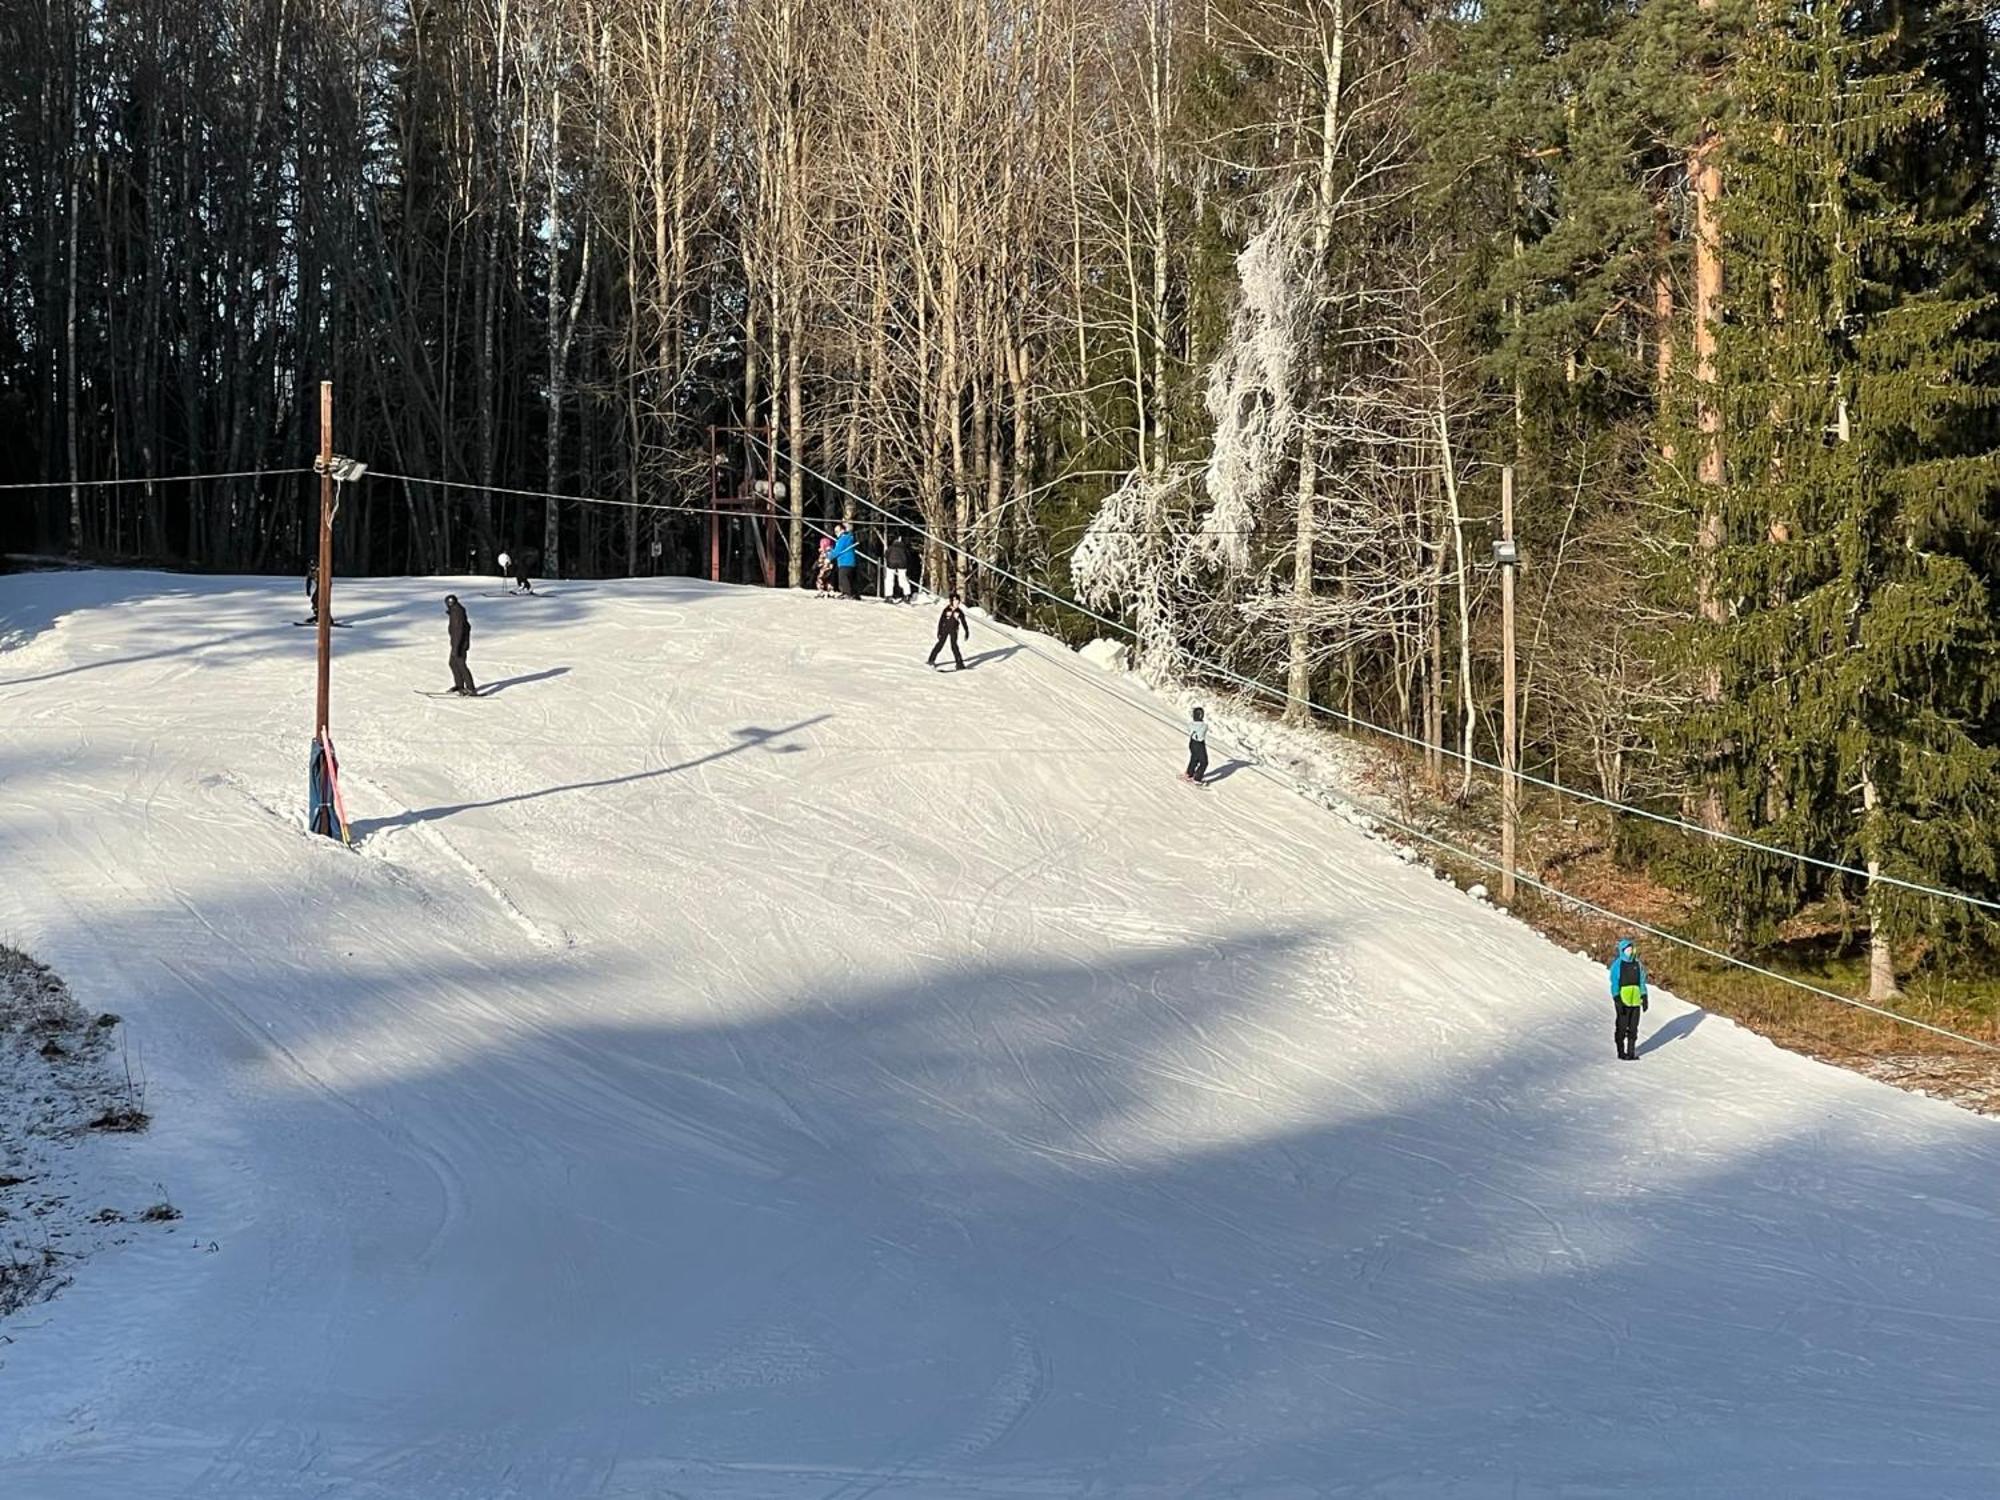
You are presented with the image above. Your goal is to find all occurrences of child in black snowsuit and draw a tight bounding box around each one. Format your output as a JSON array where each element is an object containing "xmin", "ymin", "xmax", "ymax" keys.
[
  {"xmin": 1184, "ymin": 706, "xmax": 1210, "ymax": 783},
  {"xmin": 928, "ymin": 595, "xmax": 969, "ymax": 669}
]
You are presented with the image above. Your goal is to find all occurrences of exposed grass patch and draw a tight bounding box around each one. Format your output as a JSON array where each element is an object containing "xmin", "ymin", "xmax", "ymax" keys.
[{"xmin": 2, "ymin": 942, "xmax": 169, "ymax": 1317}]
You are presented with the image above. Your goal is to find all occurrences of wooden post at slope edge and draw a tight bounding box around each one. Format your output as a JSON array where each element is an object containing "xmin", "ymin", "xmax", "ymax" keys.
[{"xmin": 1500, "ymin": 462, "xmax": 1518, "ymax": 906}]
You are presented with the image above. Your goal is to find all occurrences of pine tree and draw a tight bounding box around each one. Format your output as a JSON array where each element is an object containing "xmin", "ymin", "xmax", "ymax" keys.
[{"xmin": 1670, "ymin": 0, "xmax": 2000, "ymax": 995}]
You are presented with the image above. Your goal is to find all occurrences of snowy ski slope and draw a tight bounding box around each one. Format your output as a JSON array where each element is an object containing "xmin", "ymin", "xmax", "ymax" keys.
[{"xmin": 3, "ymin": 570, "xmax": 1999, "ymax": 1498}]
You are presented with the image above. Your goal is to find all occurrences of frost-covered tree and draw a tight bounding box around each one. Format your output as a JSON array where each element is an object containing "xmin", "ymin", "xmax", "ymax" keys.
[
  {"xmin": 1202, "ymin": 209, "xmax": 1308, "ymax": 579},
  {"xmin": 1070, "ymin": 463, "xmax": 1203, "ymax": 677}
]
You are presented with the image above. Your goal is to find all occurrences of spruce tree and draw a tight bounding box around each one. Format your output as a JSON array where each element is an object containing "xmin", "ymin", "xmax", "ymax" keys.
[{"xmin": 1670, "ymin": 0, "xmax": 2000, "ymax": 994}]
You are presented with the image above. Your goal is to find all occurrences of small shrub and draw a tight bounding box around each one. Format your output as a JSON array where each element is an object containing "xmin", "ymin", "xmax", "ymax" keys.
[{"xmin": 87, "ymin": 1106, "xmax": 150, "ymax": 1134}]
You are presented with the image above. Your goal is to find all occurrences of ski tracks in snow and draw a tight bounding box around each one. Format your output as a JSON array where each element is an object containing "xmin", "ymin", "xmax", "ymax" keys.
[{"xmin": 9, "ymin": 573, "xmax": 2000, "ymax": 1498}]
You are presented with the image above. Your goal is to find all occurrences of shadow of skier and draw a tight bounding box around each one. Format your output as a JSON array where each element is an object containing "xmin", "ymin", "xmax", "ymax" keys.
[{"xmin": 1640, "ymin": 1009, "xmax": 1706, "ymax": 1056}]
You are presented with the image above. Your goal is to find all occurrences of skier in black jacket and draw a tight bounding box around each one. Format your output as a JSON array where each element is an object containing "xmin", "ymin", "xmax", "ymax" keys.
[
  {"xmin": 928, "ymin": 594, "xmax": 970, "ymax": 670},
  {"xmin": 885, "ymin": 534, "xmax": 913, "ymax": 603},
  {"xmin": 445, "ymin": 594, "xmax": 478, "ymax": 696},
  {"xmin": 305, "ymin": 560, "xmax": 320, "ymax": 617}
]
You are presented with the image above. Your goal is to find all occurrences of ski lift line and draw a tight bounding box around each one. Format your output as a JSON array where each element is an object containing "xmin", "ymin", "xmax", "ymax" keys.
[
  {"xmin": 371, "ymin": 470, "xmax": 903, "ymax": 546},
  {"xmin": 773, "ymin": 445, "xmax": 2000, "ymax": 920},
  {"xmin": 374, "ymin": 469, "xmax": 705, "ymax": 513},
  {"xmin": 875, "ymin": 524, "xmax": 2000, "ymax": 1054},
  {"xmin": 853, "ymin": 495, "xmax": 2000, "ymax": 1055},
  {"xmin": 365, "ymin": 455, "xmax": 2000, "ymax": 920},
  {"xmin": 0, "ymin": 467, "xmax": 313, "ymax": 491},
  {"xmin": 1343, "ymin": 791, "xmax": 2000, "ymax": 1053},
  {"xmin": 372, "ymin": 468, "xmax": 929, "ymax": 604},
  {"xmin": 85, "ymin": 457, "xmax": 1983, "ymax": 1049}
]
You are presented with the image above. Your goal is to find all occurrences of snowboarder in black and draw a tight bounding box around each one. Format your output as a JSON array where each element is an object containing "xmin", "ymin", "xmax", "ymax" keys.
[
  {"xmin": 1184, "ymin": 706, "xmax": 1210, "ymax": 784},
  {"xmin": 445, "ymin": 594, "xmax": 477, "ymax": 696},
  {"xmin": 1609, "ymin": 937, "xmax": 1648, "ymax": 1059},
  {"xmin": 928, "ymin": 594, "xmax": 970, "ymax": 670},
  {"xmin": 885, "ymin": 534, "xmax": 913, "ymax": 603}
]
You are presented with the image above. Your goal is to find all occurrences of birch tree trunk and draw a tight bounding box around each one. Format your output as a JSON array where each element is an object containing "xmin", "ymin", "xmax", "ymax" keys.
[
  {"xmin": 1860, "ymin": 760, "xmax": 1898, "ymax": 1002},
  {"xmin": 1287, "ymin": 0, "xmax": 1345, "ymax": 725}
]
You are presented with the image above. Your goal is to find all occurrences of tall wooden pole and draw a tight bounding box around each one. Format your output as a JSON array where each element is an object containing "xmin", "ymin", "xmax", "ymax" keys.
[
  {"xmin": 315, "ymin": 381, "xmax": 334, "ymax": 735},
  {"xmin": 1500, "ymin": 462, "xmax": 1519, "ymax": 905}
]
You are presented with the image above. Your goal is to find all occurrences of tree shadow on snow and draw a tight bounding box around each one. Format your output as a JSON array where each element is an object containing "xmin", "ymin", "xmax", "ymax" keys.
[
  {"xmin": 13, "ymin": 580, "xmax": 2000, "ymax": 1496},
  {"xmin": 17, "ymin": 896, "xmax": 1996, "ymax": 1498},
  {"xmin": 0, "ymin": 572, "xmax": 646, "ymax": 691},
  {"xmin": 10, "ymin": 834, "xmax": 2000, "ymax": 1500},
  {"xmin": 348, "ymin": 715, "xmax": 830, "ymax": 838}
]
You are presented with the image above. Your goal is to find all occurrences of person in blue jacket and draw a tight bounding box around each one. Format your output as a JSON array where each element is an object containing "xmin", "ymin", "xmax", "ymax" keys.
[
  {"xmin": 831, "ymin": 522, "xmax": 860, "ymax": 599},
  {"xmin": 1608, "ymin": 937, "xmax": 1648, "ymax": 1060}
]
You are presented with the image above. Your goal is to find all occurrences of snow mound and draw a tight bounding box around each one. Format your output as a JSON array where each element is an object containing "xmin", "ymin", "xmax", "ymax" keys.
[
  {"xmin": 1076, "ymin": 636, "xmax": 1131, "ymax": 673},
  {"xmin": 2, "ymin": 570, "xmax": 1998, "ymax": 1497}
]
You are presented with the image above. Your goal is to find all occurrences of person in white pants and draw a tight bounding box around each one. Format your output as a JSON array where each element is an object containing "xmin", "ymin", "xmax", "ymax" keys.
[{"xmin": 884, "ymin": 533, "xmax": 915, "ymax": 603}]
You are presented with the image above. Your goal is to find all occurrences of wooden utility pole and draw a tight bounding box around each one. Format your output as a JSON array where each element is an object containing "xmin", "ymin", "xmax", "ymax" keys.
[
  {"xmin": 315, "ymin": 381, "xmax": 334, "ymax": 735},
  {"xmin": 1500, "ymin": 462, "xmax": 1519, "ymax": 905}
]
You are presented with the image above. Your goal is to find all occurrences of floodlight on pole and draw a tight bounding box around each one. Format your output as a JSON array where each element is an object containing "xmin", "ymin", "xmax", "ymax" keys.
[{"xmin": 325, "ymin": 456, "xmax": 367, "ymax": 525}]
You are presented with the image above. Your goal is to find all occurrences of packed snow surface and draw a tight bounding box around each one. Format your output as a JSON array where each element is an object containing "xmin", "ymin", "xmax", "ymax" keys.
[{"xmin": 3, "ymin": 571, "xmax": 1999, "ymax": 1499}]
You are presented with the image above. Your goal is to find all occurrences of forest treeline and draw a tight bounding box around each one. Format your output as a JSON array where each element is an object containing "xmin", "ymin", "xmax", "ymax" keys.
[{"xmin": 2, "ymin": 0, "xmax": 1997, "ymax": 999}]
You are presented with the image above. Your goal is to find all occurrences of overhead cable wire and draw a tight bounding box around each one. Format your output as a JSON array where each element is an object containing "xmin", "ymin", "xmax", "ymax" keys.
[
  {"xmin": 766, "ymin": 480, "xmax": 2000, "ymax": 1053},
  {"xmin": 808, "ymin": 511, "xmax": 2000, "ymax": 1052},
  {"xmin": 321, "ymin": 461, "xmax": 2000, "ymax": 1050},
  {"xmin": 0, "ymin": 467, "xmax": 312, "ymax": 491},
  {"xmin": 767, "ymin": 444, "xmax": 2000, "ymax": 918}
]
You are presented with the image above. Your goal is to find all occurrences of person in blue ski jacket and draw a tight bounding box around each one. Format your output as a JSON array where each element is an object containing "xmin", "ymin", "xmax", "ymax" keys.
[
  {"xmin": 1608, "ymin": 937, "xmax": 1648, "ymax": 1060},
  {"xmin": 831, "ymin": 523, "xmax": 860, "ymax": 599}
]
